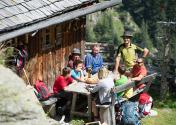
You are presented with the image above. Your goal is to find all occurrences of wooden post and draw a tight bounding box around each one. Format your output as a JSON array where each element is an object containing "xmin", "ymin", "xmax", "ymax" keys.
[
  {"xmin": 87, "ymin": 94, "xmax": 92, "ymax": 121},
  {"xmin": 70, "ymin": 93, "xmax": 77, "ymax": 119}
]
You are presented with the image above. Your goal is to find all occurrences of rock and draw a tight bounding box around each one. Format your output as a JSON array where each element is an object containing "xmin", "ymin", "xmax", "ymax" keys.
[{"xmin": 0, "ymin": 65, "xmax": 60, "ymax": 125}]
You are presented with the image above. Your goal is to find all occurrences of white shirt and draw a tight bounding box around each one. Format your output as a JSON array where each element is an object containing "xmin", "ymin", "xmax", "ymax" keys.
[{"xmin": 90, "ymin": 75, "xmax": 114, "ymax": 104}]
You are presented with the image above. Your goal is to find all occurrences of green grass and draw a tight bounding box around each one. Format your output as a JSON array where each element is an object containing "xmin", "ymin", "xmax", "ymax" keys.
[
  {"xmin": 71, "ymin": 118, "xmax": 85, "ymax": 125},
  {"xmin": 142, "ymin": 108, "xmax": 176, "ymax": 125}
]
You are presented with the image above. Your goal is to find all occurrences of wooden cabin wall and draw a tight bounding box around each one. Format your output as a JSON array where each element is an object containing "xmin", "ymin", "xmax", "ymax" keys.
[{"xmin": 23, "ymin": 17, "xmax": 86, "ymax": 91}]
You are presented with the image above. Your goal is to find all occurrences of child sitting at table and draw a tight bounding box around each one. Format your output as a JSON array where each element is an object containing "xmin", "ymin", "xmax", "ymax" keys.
[
  {"xmin": 53, "ymin": 67, "xmax": 76, "ymax": 117},
  {"xmin": 71, "ymin": 60, "xmax": 87, "ymax": 82},
  {"xmin": 114, "ymin": 66, "xmax": 133, "ymax": 99}
]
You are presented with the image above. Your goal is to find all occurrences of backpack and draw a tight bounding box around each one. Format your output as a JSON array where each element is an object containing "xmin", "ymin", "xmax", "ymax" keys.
[
  {"xmin": 34, "ymin": 80, "xmax": 51, "ymax": 101},
  {"xmin": 121, "ymin": 101, "xmax": 141, "ymax": 125},
  {"xmin": 16, "ymin": 47, "xmax": 28, "ymax": 70},
  {"xmin": 138, "ymin": 92, "xmax": 153, "ymax": 117}
]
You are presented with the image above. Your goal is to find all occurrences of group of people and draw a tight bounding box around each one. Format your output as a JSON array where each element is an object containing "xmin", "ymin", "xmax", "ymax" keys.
[{"xmin": 51, "ymin": 30, "xmax": 150, "ymax": 122}]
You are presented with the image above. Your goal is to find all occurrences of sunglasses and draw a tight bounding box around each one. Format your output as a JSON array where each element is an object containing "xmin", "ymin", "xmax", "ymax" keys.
[{"xmin": 136, "ymin": 61, "xmax": 143, "ymax": 64}]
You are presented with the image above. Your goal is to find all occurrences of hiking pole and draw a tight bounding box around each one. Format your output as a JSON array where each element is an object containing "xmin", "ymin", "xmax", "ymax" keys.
[{"xmin": 23, "ymin": 68, "xmax": 31, "ymax": 85}]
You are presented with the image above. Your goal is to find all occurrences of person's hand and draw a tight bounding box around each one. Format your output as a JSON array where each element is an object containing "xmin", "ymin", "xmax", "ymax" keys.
[
  {"xmin": 72, "ymin": 80, "xmax": 77, "ymax": 85},
  {"xmin": 111, "ymin": 87, "xmax": 116, "ymax": 93},
  {"xmin": 85, "ymin": 85, "xmax": 92, "ymax": 91}
]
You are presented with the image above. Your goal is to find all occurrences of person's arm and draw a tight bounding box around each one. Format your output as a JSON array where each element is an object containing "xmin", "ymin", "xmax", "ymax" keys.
[
  {"xmin": 114, "ymin": 46, "xmax": 122, "ymax": 73},
  {"xmin": 90, "ymin": 83, "xmax": 101, "ymax": 93},
  {"xmin": 71, "ymin": 70, "xmax": 86, "ymax": 82},
  {"xmin": 131, "ymin": 74, "xmax": 144, "ymax": 81},
  {"xmin": 85, "ymin": 54, "xmax": 92, "ymax": 69},
  {"xmin": 136, "ymin": 45, "xmax": 149, "ymax": 58},
  {"xmin": 143, "ymin": 48, "xmax": 149, "ymax": 58},
  {"xmin": 100, "ymin": 55, "xmax": 103, "ymax": 67},
  {"xmin": 115, "ymin": 56, "xmax": 120, "ymax": 73}
]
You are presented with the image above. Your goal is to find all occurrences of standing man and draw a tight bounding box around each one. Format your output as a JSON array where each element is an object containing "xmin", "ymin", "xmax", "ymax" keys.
[
  {"xmin": 85, "ymin": 45, "xmax": 103, "ymax": 75},
  {"xmin": 115, "ymin": 30, "xmax": 149, "ymax": 73}
]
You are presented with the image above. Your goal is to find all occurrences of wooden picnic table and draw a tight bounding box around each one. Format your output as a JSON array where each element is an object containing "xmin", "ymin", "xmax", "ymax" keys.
[{"xmin": 64, "ymin": 82, "xmax": 96, "ymax": 121}]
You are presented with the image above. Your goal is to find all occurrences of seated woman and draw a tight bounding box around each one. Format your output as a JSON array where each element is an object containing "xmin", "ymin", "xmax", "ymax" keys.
[
  {"xmin": 71, "ymin": 60, "xmax": 87, "ymax": 82},
  {"xmin": 53, "ymin": 67, "xmax": 76, "ymax": 116},
  {"xmin": 89, "ymin": 68, "xmax": 114, "ymax": 104},
  {"xmin": 87, "ymin": 68, "xmax": 114, "ymax": 122},
  {"xmin": 114, "ymin": 66, "xmax": 133, "ymax": 99}
]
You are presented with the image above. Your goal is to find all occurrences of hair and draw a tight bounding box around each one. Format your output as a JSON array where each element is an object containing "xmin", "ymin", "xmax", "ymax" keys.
[
  {"xmin": 98, "ymin": 67, "xmax": 109, "ymax": 79},
  {"xmin": 118, "ymin": 66, "xmax": 126, "ymax": 75},
  {"xmin": 62, "ymin": 67, "xmax": 71, "ymax": 76},
  {"xmin": 92, "ymin": 44, "xmax": 100, "ymax": 50},
  {"xmin": 73, "ymin": 59, "xmax": 83, "ymax": 67}
]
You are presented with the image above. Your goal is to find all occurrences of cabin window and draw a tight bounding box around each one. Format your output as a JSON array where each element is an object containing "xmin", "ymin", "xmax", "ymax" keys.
[
  {"xmin": 42, "ymin": 28, "xmax": 52, "ymax": 50},
  {"xmin": 56, "ymin": 26, "xmax": 62, "ymax": 46}
]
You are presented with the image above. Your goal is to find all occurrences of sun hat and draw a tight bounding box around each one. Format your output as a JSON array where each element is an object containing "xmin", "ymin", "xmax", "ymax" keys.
[
  {"xmin": 121, "ymin": 30, "xmax": 133, "ymax": 37},
  {"xmin": 72, "ymin": 48, "xmax": 81, "ymax": 54}
]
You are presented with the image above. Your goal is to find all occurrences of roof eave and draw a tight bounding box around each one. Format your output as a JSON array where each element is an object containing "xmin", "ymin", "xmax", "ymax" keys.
[{"xmin": 0, "ymin": 0, "xmax": 122, "ymax": 43}]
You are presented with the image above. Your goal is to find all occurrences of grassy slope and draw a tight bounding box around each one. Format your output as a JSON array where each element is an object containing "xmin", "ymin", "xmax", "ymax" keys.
[{"xmin": 142, "ymin": 108, "xmax": 176, "ymax": 125}]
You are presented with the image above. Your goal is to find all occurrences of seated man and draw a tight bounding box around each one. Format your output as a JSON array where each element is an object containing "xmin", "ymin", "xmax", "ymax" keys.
[
  {"xmin": 126, "ymin": 58, "xmax": 147, "ymax": 89},
  {"xmin": 85, "ymin": 45, "xmax": 103, "ymax": 75},
  {"xmin": 53, "ymin": 67, "xmax": 76, "ymax": 116},
  {"xmin": 67, "ymin": 48, "xmax": 81, "ymax": 69},
  {"xmin": 71, "ymin": 60, "xmax": 87, "ymax": 82}
]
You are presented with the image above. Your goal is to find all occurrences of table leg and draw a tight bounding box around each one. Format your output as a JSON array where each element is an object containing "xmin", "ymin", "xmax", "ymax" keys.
[
  {"xmin": 87, "ymin": 94, "xmax": 92, "ymax": 121},
  {"xmin": 70, "ymin": 93, "xmax": 77, "ymax": 119}
]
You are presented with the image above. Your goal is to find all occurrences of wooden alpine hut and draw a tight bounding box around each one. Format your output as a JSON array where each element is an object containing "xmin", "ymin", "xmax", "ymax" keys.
[{"xmin": 0, "ymin": 0, "xmax": 121, "ymax": 91}]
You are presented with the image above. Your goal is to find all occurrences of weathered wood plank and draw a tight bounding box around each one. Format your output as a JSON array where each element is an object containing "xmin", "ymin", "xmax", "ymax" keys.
[
  {"xmin": 114, "ymin": 73, "xmax": 157, "ymax": 93},
  {"xmin": 54, "ymin": 2, "xmax": 65, "ymax": 11},
  {"xmin": 0, "ymin": 9, "xmax": 13, "ymax": 17},
  {"xmin": 3, "ymin": 18, "xmax": 16, "ymax": 27},
  {"xmin": 39, "ymin": 7, "xmax": 52, "ymax": 16},
  {"xmin": 0, "ymin": 3, "xmax": 5, "ymax": 9},
  {"xmin": 0, "ymin": 14, "xmax": 4, "ymax": 20},
  {"xmin": 0, "ymin": 1, "xmax": 7, "ymax": 7},
  {"xmin": 15, "ymin": 0, "xmax": 25, "ymax": 4},
  {"xmin": 1, "ymin": 0, "xmax": 16, "ymax": 6},
  {"xmin": 35, "ymin": 10, "xmax": 46, "ymax": 18},
  {"xmin": 29, "ymin": 10, "xmax": 42, "ymax": 20},
  {"xmin": 16, "ymin": 4, "xmax": 28, "ymax": 13},
  {"xmin": 49, "ymin": 4, "xmax": 60, "ymax": 12},
  {"xmin": 0, "ymin": 24, "xmax": 7, "ymax": 30},
  {"xmin": 41, "ymin": 0, "xmax": 51, "ymax": 4}
]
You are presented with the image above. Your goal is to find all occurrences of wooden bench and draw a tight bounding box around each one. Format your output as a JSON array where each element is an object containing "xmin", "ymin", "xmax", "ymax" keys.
[
  {"xmin": 40, "ymin": 97, "xmax": 58, "ymax": 118},
  {"xmin": 96, "ymin": 73, "xmax": 157, "ymax": 125}
]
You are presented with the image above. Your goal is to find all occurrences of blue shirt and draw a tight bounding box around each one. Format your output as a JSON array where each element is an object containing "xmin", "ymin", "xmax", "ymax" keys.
[
  {"xmin": 71, "ymin": 69, "xmax": 81, "ymax": 80},
  {"xmin": 85, "ymin": 53, "xmax": 103, "ymax": 74}
]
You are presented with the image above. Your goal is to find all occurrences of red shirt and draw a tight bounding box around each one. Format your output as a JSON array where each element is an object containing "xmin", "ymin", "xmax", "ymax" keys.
[
  {"xmin": 131, "ymin": 64, "xmax": 147, "ymax": 77},
  {"xmin": 53, "ymin": 76, "xmax": 73, "ymax": 94}
]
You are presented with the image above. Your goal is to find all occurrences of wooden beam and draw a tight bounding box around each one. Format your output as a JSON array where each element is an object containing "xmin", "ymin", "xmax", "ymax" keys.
[{"xmin": 0, "ymin": 0, "xmax": 122, "ymax": 43}]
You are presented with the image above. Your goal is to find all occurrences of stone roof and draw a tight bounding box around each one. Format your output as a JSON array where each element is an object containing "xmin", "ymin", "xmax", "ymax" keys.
[{"xmin": 0, "ymin": 0, "xmax": 95, "ymax": 32}]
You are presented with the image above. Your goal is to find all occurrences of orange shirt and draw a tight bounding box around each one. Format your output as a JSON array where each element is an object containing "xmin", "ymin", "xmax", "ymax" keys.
[{"xmin": 131, "ymin": 64, "xmax": 147, "ymax": 77}]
